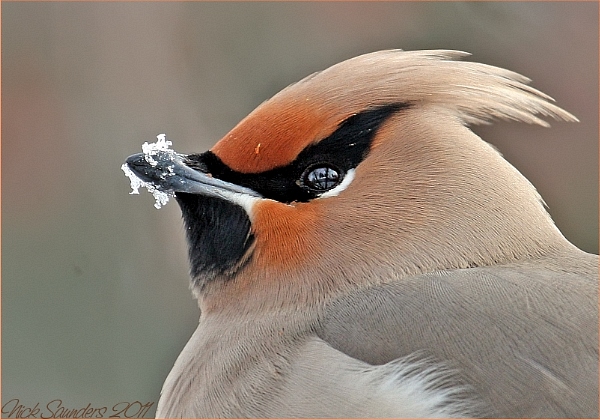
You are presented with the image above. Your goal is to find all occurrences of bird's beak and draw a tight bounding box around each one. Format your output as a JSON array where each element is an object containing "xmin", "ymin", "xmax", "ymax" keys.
[{"xmin": 124, "ymin": 152, "xmax": 261, "ymax": 200}]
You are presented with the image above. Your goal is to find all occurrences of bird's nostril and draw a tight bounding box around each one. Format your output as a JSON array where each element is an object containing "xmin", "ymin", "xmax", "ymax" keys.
[{"xmin": 184, "ymin": 156, "xmax": 211, "ymax": 174}]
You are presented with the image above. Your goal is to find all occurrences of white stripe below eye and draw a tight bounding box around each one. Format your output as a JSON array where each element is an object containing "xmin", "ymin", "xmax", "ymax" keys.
[
  {"xmin": 217, "ymin": 190, "xmax": 260, "ymax": 219},
  {"xmin": 319, "ymin": 169, "xmax": 356, "ymax": 199}
]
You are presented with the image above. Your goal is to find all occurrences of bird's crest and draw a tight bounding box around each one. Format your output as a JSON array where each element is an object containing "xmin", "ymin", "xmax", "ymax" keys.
[{"xmin": 212, "ymin": 50, "xmax": 577, "ymax": 173}]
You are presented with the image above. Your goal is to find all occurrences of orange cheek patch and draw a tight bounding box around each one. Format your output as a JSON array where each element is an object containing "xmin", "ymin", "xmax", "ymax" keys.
[
  {"xmin": 250, "ymin": 199, "xmax": 322, "ymax": 270},
  {"xmin": 211, "ymin": 99, "xmax": 341, "ymax": 174}
]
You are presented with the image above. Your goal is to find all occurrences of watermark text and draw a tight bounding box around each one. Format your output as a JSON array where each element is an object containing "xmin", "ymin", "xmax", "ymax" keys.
[{"xmin": 2, "ymin": 399, "xmax": 154, "ymax": 419}]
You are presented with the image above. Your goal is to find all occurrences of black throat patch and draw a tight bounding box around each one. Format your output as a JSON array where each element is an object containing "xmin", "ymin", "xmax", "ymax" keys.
[{"xmin": 175, "ymin": 193, "xmax": 254, "ymax": 288}]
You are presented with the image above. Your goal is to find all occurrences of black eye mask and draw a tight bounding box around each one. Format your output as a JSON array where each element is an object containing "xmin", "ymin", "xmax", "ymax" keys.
[{"xmin": 184, "ymin": 102, "xmax": 410, "ymax": 204}]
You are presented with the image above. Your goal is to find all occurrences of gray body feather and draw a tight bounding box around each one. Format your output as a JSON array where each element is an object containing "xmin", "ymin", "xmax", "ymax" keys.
[
  {"xmin": 318, "ymin": 248, "xmax": 598, "ymax": 417},
  {"xmin": 157, "ymin": 248, "xmax": 597, "ymax": 418}
]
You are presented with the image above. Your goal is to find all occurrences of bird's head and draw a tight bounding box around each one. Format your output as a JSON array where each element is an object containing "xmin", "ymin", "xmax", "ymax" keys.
[{"xmin": 126, "ymin": 50, "xmax": 576, "ymax": 313}]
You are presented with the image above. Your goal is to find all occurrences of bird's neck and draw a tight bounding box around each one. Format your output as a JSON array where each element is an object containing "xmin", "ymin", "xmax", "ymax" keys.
[{"xmin": 157, "ymin": 310, "xmax": 315, "ymax": 417}]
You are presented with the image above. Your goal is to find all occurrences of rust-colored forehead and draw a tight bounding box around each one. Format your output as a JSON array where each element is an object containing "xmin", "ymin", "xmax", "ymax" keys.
[{"xmin": 211, "ymin": 98, "xmax": 341, "ymax": 174}]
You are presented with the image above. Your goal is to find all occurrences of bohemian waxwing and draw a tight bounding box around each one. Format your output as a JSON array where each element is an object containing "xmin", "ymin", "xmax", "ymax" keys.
[{"xmin": 124, "ymin": 50, "xmax": 598, "ymax": 418}]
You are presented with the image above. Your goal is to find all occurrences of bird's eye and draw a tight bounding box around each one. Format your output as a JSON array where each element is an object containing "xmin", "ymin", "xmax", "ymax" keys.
[{"xmin": 301, "ymin": 165, "xmax": 342, "ymax": 191}]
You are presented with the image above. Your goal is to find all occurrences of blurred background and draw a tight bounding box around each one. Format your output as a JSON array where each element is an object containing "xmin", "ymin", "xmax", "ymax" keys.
[{"xmin": 2, "ymin": 2, "xmax": 597, "ymax": 417}]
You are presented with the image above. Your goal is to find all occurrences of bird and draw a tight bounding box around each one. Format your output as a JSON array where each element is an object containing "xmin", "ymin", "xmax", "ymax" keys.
[{"xmin": 124, "ymin": 50, "xmax": 598, "ymax": 418}]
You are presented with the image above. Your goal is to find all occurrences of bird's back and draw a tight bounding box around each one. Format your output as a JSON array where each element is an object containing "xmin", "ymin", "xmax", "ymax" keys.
[{"xmin": 317, "ymin": 247, "xmax": 598, "ymax": 417}]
